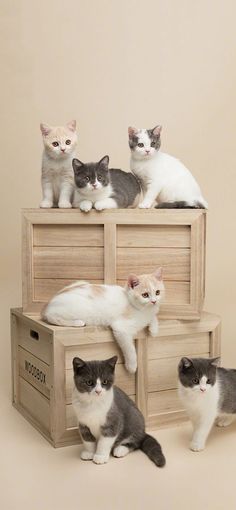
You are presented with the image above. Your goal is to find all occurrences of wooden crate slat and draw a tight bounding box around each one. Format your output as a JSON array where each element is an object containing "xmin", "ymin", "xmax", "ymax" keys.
[
  {"xmin": 33, "ymin": 246, "xmax": 104, "ymax": 279},
  {"xmin": 117, "ymin": 225, "xmax": 191, "ymax": 248},
  {"xmin": 34, "ymin": 224, "xmax": 104, "ymax": 247}
]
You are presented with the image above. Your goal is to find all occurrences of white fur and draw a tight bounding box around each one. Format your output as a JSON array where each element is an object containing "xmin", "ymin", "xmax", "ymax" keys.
[
  {"xmin": 73, "ymin": 182, "xmax": 117, "ymax": 211},
  {"xmin": 130, "ymin": 129, "xmax": 208, "ymax": 208},
  {"xmin": 179, "ymin": 376, "xmax": 220, "ymax": 451},
  {"xmin": 43, "ymin": 276, "xmax": 164, "ymax": 373},
  {"xmin": 40, "ymin": 121, "xmax": 77, "ymax": 208}
]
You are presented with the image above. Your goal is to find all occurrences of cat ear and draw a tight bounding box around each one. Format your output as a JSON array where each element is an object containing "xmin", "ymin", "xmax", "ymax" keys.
[
  {"xmin": 152, "ymin": 125, "xmax": 162, "ymax": 137},
  {"xmin": 106, "ymin": 356, "xmax": 118, "ymax": 370},
  {"xmin": 67, "ymin": 120, "xmax": 76, "ymax": 132},
  {"xmin": 127, "ymin": 274, "xmax": 140, "ymax": 289},
  {"xmin": 209, "ymin": 357, "xmax": 220, "ymax": 367},
  {"xmin": 128, "ymin": 126, "xmax": 138, "ymax": 138},
  {"xmin": 98, "ymin": 155, "xmax": 109, "ymax": 170},
  {"xmin": 40, "ymin": 123, "xmax": 51, "ymax": 136},
  {"xmin": 153, "ymin": 267, "xmax": 163, "ymax": 281},
  {"xmin": 73, "ymin": 357, "xmax": 85, "ymax": 372},
  {"xmin": 180, "ymin": 357, "xmax": 193, "ymax": 370},
  {"xmin": 72, "ymin": 158, "xmax": 84, "ymax": 175}
]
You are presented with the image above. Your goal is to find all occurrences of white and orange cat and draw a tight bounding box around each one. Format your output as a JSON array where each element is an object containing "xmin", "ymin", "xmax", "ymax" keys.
[
  {"xmin": 42, "ymin": 268, "xmax": 164, "ymax": 373},
  {"xmin": 40, "ymin": 120, "xmax": 78, "ymax": 208}
]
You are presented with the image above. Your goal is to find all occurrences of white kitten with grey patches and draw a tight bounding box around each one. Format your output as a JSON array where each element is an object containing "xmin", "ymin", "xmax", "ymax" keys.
[
  {"xmin": 129, "ymin": 126, "xmax": 208, "ymax": 209},
  {"xmin": 40, "ymin": 120, "xmax": 78, "ymax": 208},
  {"xmin": 42, "ymin": 268, "xmax": 164, "ymax": 374}
]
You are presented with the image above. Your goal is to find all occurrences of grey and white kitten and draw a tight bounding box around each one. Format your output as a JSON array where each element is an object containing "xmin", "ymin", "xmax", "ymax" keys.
[
  {"xmin": 129, "ymin": 126, "xmax": 208, "ymax": 209},
  {"xmin": 178, "ymin": 357, "xmax": 236, "ymax": 452},
  {"xmin": 72, "ymin": 155, "xmax": 141, "ymax": 211},
  {"xmin": 40, "ymin": 120, "xmax": 78, "ymax": 208},
  {"xmin": 72, "ymin": 356, "xmax": 166, "ymax": 466}
]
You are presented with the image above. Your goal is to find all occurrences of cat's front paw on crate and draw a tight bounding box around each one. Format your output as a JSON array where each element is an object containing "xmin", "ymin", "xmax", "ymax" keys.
[
  {"xmin": 138, "ymin": 201, "xmax": 152, "ymax": 209},
  {"xmin": 40, "ymin": 199, "xmax": 53, "ymax": 208},
  {"xmin": 93, "ymin": 453, "xmax": 109, "ymax": 464},
  {"xmin": 79, "ymin": 200, "xmax": 93, "ymax": 212},
  {"xmin": 58, "ymin": 200, "xmax": 72, "ymax": 209}
]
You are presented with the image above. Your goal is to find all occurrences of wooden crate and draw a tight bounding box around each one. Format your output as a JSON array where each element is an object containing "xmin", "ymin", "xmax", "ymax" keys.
[
  {"xmin": 11, "ymin": 309, "xmax": 220, "ymax": 447},
  {"xmin": 22, "ymin": 208, "xmax": 206, "ymax": 320}
]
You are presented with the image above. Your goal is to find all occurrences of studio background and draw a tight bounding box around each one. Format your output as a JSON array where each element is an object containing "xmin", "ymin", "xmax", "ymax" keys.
[{"xmin": 0, "ymin": 1, "xmax": 236, "ymax": 508}]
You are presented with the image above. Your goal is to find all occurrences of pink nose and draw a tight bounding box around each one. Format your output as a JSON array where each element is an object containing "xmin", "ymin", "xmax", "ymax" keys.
[
  {"xmin": 95, "ymin": 389, "xmax": 102, "ymax": 395},
  {"xmin": 146, "ymin": 150, "xmax": 150, "ymax": 154},
  {"xmin": 200, "ymin": 388, "xmax": 206, "ymax": 392},
  {"xmin": 61, "ymin": 148, "xmax": 65, "ymax": 152},
  {"xmin": 92, "ymin": 184, "xmax": 98, "ymax": 188},
  {"xmin": 151, "ymin": 300, "xmax": 156, "ymax": 304}
]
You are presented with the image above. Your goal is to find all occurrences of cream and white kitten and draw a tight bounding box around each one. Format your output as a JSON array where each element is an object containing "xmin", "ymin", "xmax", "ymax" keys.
[
  {"xmin": 40, "ymin": 120, "xmax": 77, "ymax": 208},
  {"xmin": 42, "ymin": 268, "xmax": 165, "ymax": 374},
  {"xmin": 129, "ymin": 126, "xmax": 208, "ymax": 209}
]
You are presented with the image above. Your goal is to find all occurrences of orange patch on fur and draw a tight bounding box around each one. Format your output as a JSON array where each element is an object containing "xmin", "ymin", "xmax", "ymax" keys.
[{"xmin": 91, "ymin": 285, "xmax": 106, "ymax": 296}]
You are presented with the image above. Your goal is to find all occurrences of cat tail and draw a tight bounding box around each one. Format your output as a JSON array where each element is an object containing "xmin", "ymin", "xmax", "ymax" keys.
[
  {"xmin": 155, "ymin": 199, "xmax": 208, "ymax": 209},
  {"xmin": 140, "ymin": 433, "xmax": 166, "ymax": 467}
]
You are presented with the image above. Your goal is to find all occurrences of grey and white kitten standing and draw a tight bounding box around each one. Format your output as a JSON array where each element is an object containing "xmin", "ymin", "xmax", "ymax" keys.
[
  {"xmin": 129, "ymin": 126, "xmax": 208, "ymax": 209},
  {"xmin": 72, "ymin": 155, "xmax": 141, "ymax": 211},
  {"xmin": 72, "ymin": 356, "xmax": 166, "ymax": 466},
  {"xmin": 178, "ymin": 357, "xmax": 236, "ymax": 452},
  {"xmin": 40, "ymin": 120, "xmax": 78, "ymax": 208}
]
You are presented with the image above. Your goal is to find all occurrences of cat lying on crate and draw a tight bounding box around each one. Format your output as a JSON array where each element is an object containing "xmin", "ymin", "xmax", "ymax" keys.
[
  {"xmin": 178, "ymin": 357, "xmax": 236, "ymax": 451},
  {"xmin": 42, "ymin": 268, "xmax": 164, "ymax": 374},
  {"xmin": 72, "ymin": 355, "xmax": 166, "ymax": 466}
]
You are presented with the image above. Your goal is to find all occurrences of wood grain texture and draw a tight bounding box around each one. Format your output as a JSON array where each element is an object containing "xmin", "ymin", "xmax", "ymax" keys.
[
  {"xmin": 117, "ymin": 225, "xmax": 191, "ymax": 248},
  {"xmin": 34, "ymin": 246, "xmax": 104, "ymax": 279},
  {"xmin": 19, "ymin": 346, "xmax": 51, "ymax": 398},
  {"xmin": 34, "ymin": 224, "xmax": 104, "ymax": 247},
  {"xmin": 104, "ymin": 223, "xmax": 116, "ymax": 284},
  {"xmin": 148, "ymin": 332, "xmax": 210, "ymax": 360},
  {"xmin": 18, "ymin": 376, "xmax": 50, "ymax": 432}
]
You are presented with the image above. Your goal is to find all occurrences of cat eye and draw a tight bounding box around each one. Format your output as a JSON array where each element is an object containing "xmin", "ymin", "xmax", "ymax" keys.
[
  {"xmin": 151, "ymin": 141, "xmax": 156, "ymax": 147},
  {"xmin": 65, "ymin": 139, "xmax": 71, "ymax": 145},
  {"xmin": 86, "ymin": 380, "xmax": 93, "ymax": 386},
  {"xmin": 156, "ymin": 290, "xmax": 160, "ymax": 295},
  {"xmin": 102, "ymin": 379, "xmax": 108, "ymax": 385},
  {"xmin": 142, "ymin": 292, "xmax": 149, "ymax": 298},
  {"xmin": 85, "ymin": 176, "xmax": 90, "ymax": 182},
  {"xmin": 97, "ymin": 175, "xmax": 102, "ymax": 181},
  {"xmin": 207, "ymin": 379, "xmax": 211, "ymax": 384},
  {"xmin": 52, "ymin": 141, "xmax": 59, "ymax": 147},
  {"xmin": 138, "ymin": 143, "xmax": 144, "ymax": 148},
  {"xmin": 192, "ymin": 378, "xmax": 199, "ymax": 384}
]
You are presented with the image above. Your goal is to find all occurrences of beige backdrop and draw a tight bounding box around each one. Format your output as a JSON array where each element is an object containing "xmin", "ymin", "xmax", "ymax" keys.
[{"xmin": 1, "ymin": 0, "xmax": 236, "ymax": 391}]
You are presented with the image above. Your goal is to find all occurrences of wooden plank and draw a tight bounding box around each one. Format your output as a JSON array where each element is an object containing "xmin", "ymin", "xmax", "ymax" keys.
[
  {"xmin": 147, "ymin": 410, "xmax": 188, "ymax": 430},
  {"xmin": 104, "ymin": 223, "xmax": 116, "ymax": 284},
  {"xmin": 50, "ymin": 337, "xmax": 67, "ymax": 444},
  {"xmin": 147, "ymin": 388, "xmax": 182, "ymax": 416},
  {"xmin": 33, "ymin": 247, "xmax": 104, "ymax": 279},
  {"xmin": 65, "ymin": 341, "xmax": 124, "ymax": 369},
  {"xmin": 190, "ymin": 214, "xmax": 205, "ymax": 310},
  {"xmin": 136, "ymin": 336, "xmax": 148, "ymax": 418},
  {"xmin": 18, "ymin": 377, "xmax": 50, "ymax": 432},
  {"xmin": 19, "ymin": 347, "xmax": 51, "ymax": 398},
  {"xmin": 22, "ymin": 215, "xmax": 34, "ymax": 311},
  {"xmin": 34, "ymin": 224, "xmax": 104, "ymax": 247},
  {"xmin": 17, "ymin": 318, "xmax": 52, "ymax": 364},
  {"xmin": 148, "ymin": 353, "xmax": 209, "ymax": 393},
  {"xmin": 117, "ymin": 225, "xmax": 191, "ymax": 248},
  {"xmin": 148, "ymin": 332, "xmax": 210, "ymax": 360},
  {"xmin": 11, "ymin": 311, "xmax": 19, "ymax": 404},
  {"xmin": 117, "ymin": 247, "xmax": 190, "ymax": 281},
  {"xmin": 66, "ymin": 364, "xmax": 135, "ymax": 404}
]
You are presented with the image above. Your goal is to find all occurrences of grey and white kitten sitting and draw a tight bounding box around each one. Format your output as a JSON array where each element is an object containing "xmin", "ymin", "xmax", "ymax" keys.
[
  {"xmin": 178, "ymin": 357, "xmax": 236, "ymax": 452},
  {"xmin": 72, "ymin": 356, "xmax": 166, "ymax": 466},
  {"xmin": 72, "ymin": 155, "xmax": 141, "ymax": 212}
]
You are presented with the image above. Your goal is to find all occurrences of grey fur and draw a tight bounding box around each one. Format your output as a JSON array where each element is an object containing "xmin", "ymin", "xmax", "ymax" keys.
[
  {"xmin": 178, "ymin": 357, "xmax": 236, "ymax": 414},
  {"xmin": 128, "ymin": 127, "xmax": 161, "ymax": 151},
  {"xmin": 73, "ymin": 357, "xmax": 166, "ymax": 467},
  {"xmin": 155, "ymin": 200, "xmax": 206, "ymax": 209},
  {"xmin": 72, "ymin": 156, "xmax": 141, "ymax": 208},
  {"xmin": 79, "ymin": 424, "xmax": 96, "ymax": 442}
]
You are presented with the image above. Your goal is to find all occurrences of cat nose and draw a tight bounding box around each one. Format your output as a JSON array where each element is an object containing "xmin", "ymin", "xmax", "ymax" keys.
[
  {"xmin": 61, "ymin": 148, "xmax": 66, "ymax": 152},
  {"xmin": 92, "ymin": 183, "xmax": 98, "ymax": 188},
  {"xmin": 145, "ymin": 150, "xmax": 150, "ymax": 154},
  {"xmin": 151, "ymin": 300, "xmax": 156, "ymax": 304},
  {"xmin": 95, "ymin": 389, "xmax": 102, "ymax": 395},
  {"xmin": 200, "ymin": 388, "xmax": 206, "ymax": 392}
]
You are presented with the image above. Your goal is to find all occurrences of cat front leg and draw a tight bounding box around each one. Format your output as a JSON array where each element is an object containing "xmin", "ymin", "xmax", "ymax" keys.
[
  {"xmin": 58, "ymin": 181, "xmax": 74, "ymax": 208},
  {"xmin": 148, "ymin": 316, "xmax": 159, "ymax": 337},
  {"xmin": 79, "ymin": 424, "xmax": 96, "ymax": 461},
  {"xmin": 79, "ymin": 200, "xmax": 93, "ymax": 212},
  {"xmin": 112, "ymin": 326, "xmax": 137, "ymax": 373},
  {"xmin": 138, "ymin": 186, "xmax": 159, "ymax": 209},
  {"xmin": 40, "ymin": 179, "xmax": 54, "ymax": 208},
  {"xmin": 94, "ymin": 198, "xmax": 118, "ymax": 211},
  {"xmin": 93, "ymin": 436, "xmax": 117, "ymax": 464},
  {"xmin": 190, "ymin": 413, "xmax": 216, "ymax": 452}
]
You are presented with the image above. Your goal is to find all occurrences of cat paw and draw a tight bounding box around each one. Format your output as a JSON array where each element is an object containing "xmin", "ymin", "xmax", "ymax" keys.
[
  {"xmin": 79, "ymin": 201, "xmax": 93, "ymax": 212},
  {"xmin": 93, "ymin": 453, "xmax": 109, "ymax": 465},
  {"xmin": 40, "ymin": 199, "xmax": 53, "ymax": 208},
  {"xmin": 113, "ymin": 445, "xmax": 129, "ymax": 458},
  {"xmin": 125, "ymin": 359, "xmax": 137, "ymax": 374},
  {"xmin": 190, "ymin": 441, "xmax": 205, "ymax": 452},
  {"xmin": 94, "ymin": 200, "xmax": 107, "ymax": 211},
  {"xmin": 80, "ymin": 450, "xmax": 94, "ymax": 461},
  {"xmin": 58, "ymin": 200, "xmax": 72, "ymax": 209},
  {"xmin": 149, "ymin": 326, "xmax": 158, "ymax": 337},
  {"xmin": 216, "ymin": 416, "xmax": 234, "ymax": 427},
  {"xmin": 138, "ymin": 201, "xmax": 152, "ymax": 209}
]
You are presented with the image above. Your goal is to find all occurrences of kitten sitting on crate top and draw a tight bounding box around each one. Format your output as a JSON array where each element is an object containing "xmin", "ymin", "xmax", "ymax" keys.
[
  {"xmin": 72, "ymin": 155, "xmax": 141, "ymax": 211},
  {"xmin": 42, "ymin": 268, "xmax": 164, "ymax": 374},
  {"xmin": 129, "ymin": 125, "xmax": 208, "ymax": 209},
  {"xmin": 72, "ymin": 355, "xmax": 166, "ymax": 466},
  {"xmin": 40, "ymin": 120, "xmax": 78, "ymax": 208},
  {"xmin": 178, "ymin": 357, "xmax": 236, "ymax": 452}
]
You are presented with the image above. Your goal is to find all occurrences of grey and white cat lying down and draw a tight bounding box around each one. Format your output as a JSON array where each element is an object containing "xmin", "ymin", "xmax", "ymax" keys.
[
  {"xmin": 42, "ymin": 268, "xmax": 164, "ymax": 374},
  {"xmin": 72, "ymin": 155, "xmax": 141, "ymax": 211},
  {"xmin": 72, "ymin": 355, "xmax": 166, "ymax": 466},
  {"xmin": 178, "ymin": 357, "xmax": 236, "ymax": 451},
  {"xmin": 129, "ymin": 125, "xmax": 208, "ymax": 209}
]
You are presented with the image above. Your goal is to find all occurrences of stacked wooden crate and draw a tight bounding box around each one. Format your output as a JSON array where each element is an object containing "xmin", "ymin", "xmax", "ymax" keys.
[{"xmin": 11, "ymin": 208, "xmax": 220, "ymax": 447}]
